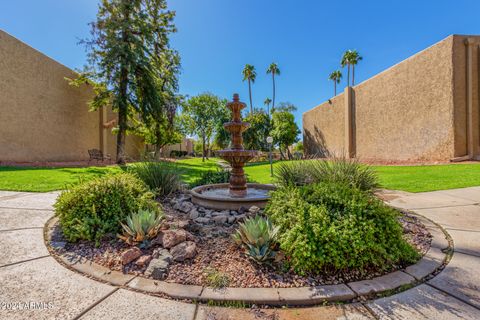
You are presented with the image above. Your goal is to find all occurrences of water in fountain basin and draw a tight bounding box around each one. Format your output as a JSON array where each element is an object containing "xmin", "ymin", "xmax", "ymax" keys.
[{"xmin": 200, "ymin": 187, "xmax": 270, "ymax": 199}]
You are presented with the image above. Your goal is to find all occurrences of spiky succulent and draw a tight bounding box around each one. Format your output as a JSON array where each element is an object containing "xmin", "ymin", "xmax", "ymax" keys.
[
  {"xmin": 232, "ymin": 216, "xmax": 280, "ymax": 264},
  {"xmin": 118, "ymin": 209, "xmax": 164, "ymax": 247}
]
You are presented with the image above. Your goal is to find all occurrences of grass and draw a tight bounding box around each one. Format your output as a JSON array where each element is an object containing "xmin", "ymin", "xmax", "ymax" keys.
[
  {"xmin": 0, "ymin": 166, "xmax": 122, "ymax": 192},
  {"xmin": 1, "ymin": 158, "xmax": 480, "ymax": 193}
]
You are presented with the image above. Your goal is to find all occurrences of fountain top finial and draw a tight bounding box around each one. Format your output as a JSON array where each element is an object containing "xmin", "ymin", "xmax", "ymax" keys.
[{"xmin": 233, "ymin": 93, "xmax": 239, "ymax": 101}]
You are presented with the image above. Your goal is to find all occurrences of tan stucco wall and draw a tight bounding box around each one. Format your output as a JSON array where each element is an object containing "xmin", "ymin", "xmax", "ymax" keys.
[
  {"xmin": 303, "ymin": 35, "xmax": 469, "ymax": 161},
  {"xmin": 0, "ymin": 30, "xmax": 142, "ymax": 162},
  {"xmin": 303, "ymin": 93, "xmax": 345, "ymax": 157}
]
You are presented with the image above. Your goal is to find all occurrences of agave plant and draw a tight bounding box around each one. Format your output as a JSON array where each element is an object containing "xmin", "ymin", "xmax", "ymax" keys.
[
  {"xmin": 232, "ymin": 216, "xmax": 280, "ymax": 264},
  {"xmin": 118, "ymin": 209, "xmax": 164, "ymax": 247}
]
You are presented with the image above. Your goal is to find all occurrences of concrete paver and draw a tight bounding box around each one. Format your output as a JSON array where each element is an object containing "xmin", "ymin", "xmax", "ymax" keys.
[
  {"xmin": 0, "ymin": 207, "xmax": 53, "ymax": 230},
  {"xmin": 367, "ymin": 284, "xmax": 480, "ymax": 319},
  {"xmin": 196, "ymin": 303, "xmax": 374, "ymax": 320},
  {"xmin": 446, "ymin": 228, "xmax": 480, "ymax": 257},
  {"xmin": 0, "ymin": 192, "xmax": 59, "ymax": 210},
  {"xmin": 428, "ymin": 252, "xmax": 480, "ymax": 309},
  {"xmin": 0, "ymin": 228, "xmax": 49, "ymax": 266},
  {"xmin": 79, "ymin": 289, "xmax": 196, "ymax": 320},
  {"xmin": 413, "ymin": 205, "xmax": 480, "ymax": 230},
  {"xmin": 0, "ymin": 257, "xmax": 115, "ymax": 320},
  {"xmin": 387, "ymin": 192, "xmax": 476, "ymax": 210}
]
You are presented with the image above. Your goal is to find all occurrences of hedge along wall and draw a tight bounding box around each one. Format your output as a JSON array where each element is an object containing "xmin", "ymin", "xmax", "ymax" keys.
[{"xmin": 303, "ymin": 35, "xmax": 467, "ymax": 162}]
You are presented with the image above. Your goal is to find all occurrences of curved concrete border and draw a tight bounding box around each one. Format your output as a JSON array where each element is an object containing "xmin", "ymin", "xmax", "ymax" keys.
[{"xmin": 44, "ymin": 212, "xmax": 452, "ymax": 307}]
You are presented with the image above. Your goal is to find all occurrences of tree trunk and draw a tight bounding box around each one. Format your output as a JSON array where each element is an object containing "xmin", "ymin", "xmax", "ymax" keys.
[
  {"xmin": 272, "ymin": 73, "xmax": 276, "ymax": 113},
  {"xmin": 287, "ymin": 147, "xmax": 293, "ymax": 160},
  {"xmin": 202, "ymin": 131, "xmax": 206, "ymax": 162},
  {"xmin": 279, "ymin": 148, "xmax": 286, "ymax": 160},
  {"xmin": 154, "ymin": 123, "xmax": 162, "ymax": 160},
  {"xmin": 334, "ymin": 81, "xmax": 337, "ymax": 96},
  {"xmin": 352, "ymin": 65, "xmax": 355, "ymax": 86},
  {"xmin": 347, "ymin": 64, "xmax": 350, "ymax": 87},
  {"xmin": 116, "ymin": 3, "xmax": 131, "ymax": 165},
  {"xmin": 248, "ymin": 79, "xmax": 253, "ymax": 114}
]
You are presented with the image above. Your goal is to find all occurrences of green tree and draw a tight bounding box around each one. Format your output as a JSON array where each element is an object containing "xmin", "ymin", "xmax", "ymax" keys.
[
  {"xmin": 341, "ymin": 50, "xmax": 362, "ymax": 86},
  {"xmin": 349, "ymin": 50, "xmax": 362, "ymax": 86},
  {"xmin": 271, "ymin": 109, "xmax": 300, "ymax": 160},
  {"xmin": 242, "ymin": 64, "xmax": 257, "ymax": 114},
  {"xmin": 180, "ymin": 93, "xmax": 227, "ymax": 161},
  {"xmin": 274, "ymin": 102, "xmax": 297, "ymax": 113},
  {"xmin": 266, "ymin": 63, "xmax": 280, "ymax": 111},
  {"xmin": 264, "ymin": 97, "xmax": 272, "ymax": 115},
  {"xmin": 72, "ymin": 0, "xmax": 177, "ymax": 164},
  {"xmin": 213, "ymin": 109, "xmax": 232, "ymax": 150},
  {"xmin": 243, "ymin": 110, "xmax": 271, "ymax": 151},
  {"xmin": 328, "ymin": 70, "xmax": 342, "ymax": 96}
]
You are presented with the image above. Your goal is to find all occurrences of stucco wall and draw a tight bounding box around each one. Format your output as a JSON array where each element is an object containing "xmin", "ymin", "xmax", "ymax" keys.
[
  {"xmin": 304, "ymin": 35, "xmax": 463, "ymax": 161},
  {"xmin": 0, "ymin": 30, "xmax": 143, "ymax": 162},
  {"xmin": 303, "ymin": 93, "xmax": 345, "ymax": 156}
]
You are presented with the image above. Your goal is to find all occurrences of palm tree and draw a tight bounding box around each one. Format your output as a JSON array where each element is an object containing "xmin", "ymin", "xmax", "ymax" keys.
[
  {"xmin": 341, "ymin": 50, "xmax": 363, "ymax": 86},
  {"xmin": 266, "ymin": 63, "xmax": 280, "ymax": 112},
  {"xmin": 264, "ymin": 97, "xmax": 272, "ymax": 115},
  {"xmin": 341, "ymin": 50, "xmax": 352, "ymax": 87},
  {"xmin": 328, "ymin": 70, "xmax": 342, "ymax": 96},
  {"xmin": 242, "ymin": 64, "xmax": 257, "ymax": 113},
  {"xmin": 349, "ymin": 50, "xmax": 362, "ymax": 86}
]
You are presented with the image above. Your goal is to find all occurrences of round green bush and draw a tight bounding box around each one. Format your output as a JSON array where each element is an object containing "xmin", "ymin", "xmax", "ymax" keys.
[
  {"xmin": 54, "ymin": 173, "xmax": 159, "ymax": 244},
  {"xmin": 265, "ymin": 181, "xmax": 419, "ymax": 274}
]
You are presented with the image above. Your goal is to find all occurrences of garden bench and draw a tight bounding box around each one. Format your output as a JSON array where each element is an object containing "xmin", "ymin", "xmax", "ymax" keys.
[{"xmin": 88, "ymin": 149, "xmax": 111, "ymax": 164}]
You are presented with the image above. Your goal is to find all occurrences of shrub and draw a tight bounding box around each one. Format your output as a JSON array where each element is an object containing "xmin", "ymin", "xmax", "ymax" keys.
[
  {"xmin": 118, "ymin": 209, "xmax": 164, "ymax": 247},
  {"xmin": 274, "ymin": 156, "xmax": 379, "ymax": 192},
  {"xmin": 54, "ymin": 173, "xmax": 159, "ymax": 244},
  {"xmin": 204, "ymin": 267, "xmax": 231, "ymax": 289},
  {"xmin": 192, "ymin": 168, "xmax": 230, "ymax": 187},
  {"xmin": 265, "ymin": 182, "xmax": 419, "ymax": 274},
  {"xmin": 232, "ymin": 216, "xmax": 280, "ymax": 264},
  {"xmin": 170, "ymin": 150, "xmax": 188, "ymax": 158},
  {"xmin": 128, "ymin": 161, "xmax": 182, "ymax": 197}
]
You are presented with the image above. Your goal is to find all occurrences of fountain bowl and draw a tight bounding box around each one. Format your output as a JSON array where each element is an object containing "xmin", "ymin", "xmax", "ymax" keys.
[{"xmin": 190, "ymin": 183, "xmax": 276, "ymax": 210}]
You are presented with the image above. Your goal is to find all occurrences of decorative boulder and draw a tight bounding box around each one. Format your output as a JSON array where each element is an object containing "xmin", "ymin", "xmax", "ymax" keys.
[
  {"xmin": 121, "ymin": 247, "xmax": 142, "ymax": 265},
  {"xmin": 162, "ymin": 229, "xmax": 190, "ymax": 248},
  {"xmin": 145, "ymin": 258, "xmax": 170, "ymax": 280},
  {"xmin": 135, "ymin": 255, "xmax": 152, "ymax": 267},
  {"xmin": 170, "ymin": 241, "xmax": 197, "ymax": 262}
]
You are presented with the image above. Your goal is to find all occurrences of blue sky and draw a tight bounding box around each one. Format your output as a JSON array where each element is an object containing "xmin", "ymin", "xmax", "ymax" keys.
[{"xmin": 1, "ymin": 0, "xmax": 480, "ymax": 137}]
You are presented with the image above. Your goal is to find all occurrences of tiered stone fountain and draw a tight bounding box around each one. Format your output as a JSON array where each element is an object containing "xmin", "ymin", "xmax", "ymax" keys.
[{"xmin": 191, "ymin": 94, "xmax": 275, "ymax": 210}]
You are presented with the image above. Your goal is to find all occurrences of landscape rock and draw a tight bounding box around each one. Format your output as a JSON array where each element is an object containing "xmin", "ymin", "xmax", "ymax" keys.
[
  {"xmin": 212, "ymin": 210, "xmax": 229, "ymax": 217},
  {"xmin": 178, "ymin": 201, "xmax": 194, "ymax": 213},
  {"xmin": 135, "ymin": 255, "xmax": 152, "ymax": 267},
  {"xmin": 227, "ymin": 216, "xmax": 236, "ymax": 224},
  {"xmin": 213, "ymin": 215, "xmax": 227, "ymax": 225},
  {"xmin": 144, "ymin": 258, "xmax": 170, "ymax": 279},
  {"xmin": 170, "ymin": 241, "xmax": 197, "ymax": 262},
  {"xmin": 194, "ymin": 217, "xmax": 211, "ymax": 224},
  {"xmin": 235, "ymin": 214, "xmax": 246, "ymax": 222},
  {"xmin": 238, "ymin": 206, "xmax": 247, "ymax": 214},
  {"xmin": 121, "ymin": 247, "xmax": 142, "ymax": 265},
  {"xmin": 152, "ymin": 248, "xmax": 173, "ymax": 263},
  {"xmin": 249, "ymin": 206, "xmax": 260, "ymax": 215},
  {"xmin": 162, "ymin": 229, "xmax": 188, "ymax": 248},
  {"xmin": 189, "ymin": 208, "xmax": 199, "ymax": 219}
]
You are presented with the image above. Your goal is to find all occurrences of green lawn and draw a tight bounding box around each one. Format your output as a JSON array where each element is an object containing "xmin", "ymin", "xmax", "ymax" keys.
[{"xmin": 0, "ymin": 158, "xmax": 479, "ymax": 193}]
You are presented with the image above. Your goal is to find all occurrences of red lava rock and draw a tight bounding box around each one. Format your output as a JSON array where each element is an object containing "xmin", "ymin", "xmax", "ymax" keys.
[
  {"xmin": 121, "ymin": 247, "xmax": 142, "ymax": 265},
  {"xmin": 162, "ymin": 229, "xmax": 193, "ymax": 248},
  {"xmin": 170, "ymin": 241, "xmax": 197, "ymax": 262},
  {"xmin": 135, "ymin": 254, "xmax": 153, "ymax": 267}
]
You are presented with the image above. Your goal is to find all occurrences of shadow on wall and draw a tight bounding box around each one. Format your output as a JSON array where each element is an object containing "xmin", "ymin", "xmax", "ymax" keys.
[{"xmin": 304, "ymin": 125, "xmax": 331, "ymax": 158}]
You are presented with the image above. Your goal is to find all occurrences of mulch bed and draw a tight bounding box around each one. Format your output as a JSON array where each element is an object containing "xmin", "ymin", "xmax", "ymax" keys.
[{"xmin": 56, "ymin": 200, "xmax": 432, "ymax": 289}]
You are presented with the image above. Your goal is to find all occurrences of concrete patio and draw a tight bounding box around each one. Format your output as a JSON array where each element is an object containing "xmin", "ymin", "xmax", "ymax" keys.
[{"xmin": 0, "ymin": 188, "xmax": 479, "ymax": 319}]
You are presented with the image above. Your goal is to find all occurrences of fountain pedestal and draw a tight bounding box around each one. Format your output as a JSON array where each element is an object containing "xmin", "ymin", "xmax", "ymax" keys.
[{"xmin": 190, "ymin": 94, "xmax": 274, "ymax": 210}]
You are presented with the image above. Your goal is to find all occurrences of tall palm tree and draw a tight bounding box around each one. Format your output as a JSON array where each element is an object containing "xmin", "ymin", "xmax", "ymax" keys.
[
  {"xmin": 341, "ymin": 50, "xmax": 352, "ymax": 87},
  {"xmin": 264, "ymin": 97, "xmax": 272, "ymax": 115},
  {"xmin": 266, "ymin": 63, "xmax": 281, "ymax": 112},
  {"xmin": 341, "ymin": 50, "xmax": 363, "ymax": 86},
  {"xmin": 348, "ymin": 50, "xmax": 362, "ymax": 86},
  {"xmin": 242, "ymin": 64, "xmax": 257, "ymax": 113},
  {"xmin": 328, "ymin": 70, "xmax": 342, "ymax": 96}
]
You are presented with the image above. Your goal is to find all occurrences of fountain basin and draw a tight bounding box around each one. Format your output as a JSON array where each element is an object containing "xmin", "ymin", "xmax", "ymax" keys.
[{"xmin": 190, "ymin": 183, "xmax": 276, "ymax": 210}]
